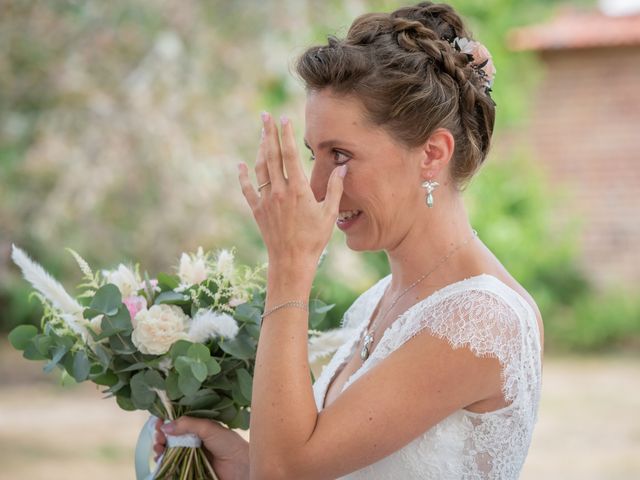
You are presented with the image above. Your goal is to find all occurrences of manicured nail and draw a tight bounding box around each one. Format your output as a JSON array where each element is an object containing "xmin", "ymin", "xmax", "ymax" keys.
[
  {"xmin": 280, "ymin": 114, "xmax": 289, "ymax": 126},
  {"xmin": 339, "ymin": 164, "xmax": 348, "ymax": 178},
  {"xmin": 261, "ymin": 111, "xmax": 270, "ymax": 123},
  {"xmin": 161, "ymin": 422, "xmax": 175, "ymax": 434}
]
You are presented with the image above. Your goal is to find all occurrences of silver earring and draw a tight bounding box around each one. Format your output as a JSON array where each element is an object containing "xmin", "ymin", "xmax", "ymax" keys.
[{"xmin": 421, "ymin": 180, "xmax": 439, "ymax": 208}]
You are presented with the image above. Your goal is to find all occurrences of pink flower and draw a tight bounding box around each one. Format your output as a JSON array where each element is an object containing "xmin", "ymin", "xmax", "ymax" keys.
[
  {"xmin": 123, "ymin": 295, "xmax": 148, "ymax": 325},
  {"xmin": 453, "ymin": 37, "xmax": 496, "ymax": 88}
]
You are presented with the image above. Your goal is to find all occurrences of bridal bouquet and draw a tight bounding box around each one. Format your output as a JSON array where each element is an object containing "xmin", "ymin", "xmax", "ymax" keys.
[{"xmin": 8, "ymin": 245, "xmax": 335, "ymax": 479}]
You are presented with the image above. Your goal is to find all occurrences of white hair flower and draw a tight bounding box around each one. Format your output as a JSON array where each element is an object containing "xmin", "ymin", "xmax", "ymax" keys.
[{"xmin": 188, "ymin": 308, "xmax": 239, "ymax": 343}]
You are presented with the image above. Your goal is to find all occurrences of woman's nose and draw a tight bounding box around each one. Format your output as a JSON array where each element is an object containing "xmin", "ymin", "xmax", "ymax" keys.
[{"xmin": 309, "ymin": 163, "xmax": 331, "ymax": 202}]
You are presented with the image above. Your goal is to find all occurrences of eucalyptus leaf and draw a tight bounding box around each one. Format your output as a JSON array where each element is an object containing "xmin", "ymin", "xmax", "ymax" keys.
[
  {"xmin": 174, "ymin": 356, "xmax": 192, "ymax": 375},
  {"xmin": 8, "ymin": 325, "xmax": 38, "ymax": 351},
  {"xmin": 43, "ymin": 345, "xmax": 68, "ymax": 373},
  {"xmin": 212, "ymin": 396, "xmax": 235, "ymax": 411},
  {"xmin": 34, "ymin": 335, "xmax": 53, "ymax": 357},
  {"xmin": 215, "ymin": 404, "xmax": 238, "ymax": 425},
  {"xmin": 228, "ymin": 408, "xmax": 250, "ymax": 430},
  {"xmin": 234, "ymin": 304, "xmax": 262, "ymax": 325},
  {"xmin": 104, "ymin": 378, "xmax": 128, "ymax": 395},
  {"xmin": 72, "ymin": 350, "xmax": 91, "ymax": 381},
  {"xmin": 154, "ymin": 291, "xmax": 189, "ymax": 306},
  {"xmin": 219, "ymin": 334, "xmax": 256, "ymax": 360},
  {"xmin": 89, "ymin": 284, "xmax": 122, "ymax": 316},
  {"xmin": 91, "ymin": 371, "xmax": 118, "ymax": 387},
  {"xmin": 157, "ymin": 273, "xmax": 180, "ymax": 290},
  {"xmin": 190, "ymin": 362, "xmax": 208, "ymax": 382},
  {"xmin": 165, "ymin": 371, "xmax": 182, "ymax": 400},
  {"xmin": 95, "ymin": 306, "xmax": 132, "ymax": 340},
  {"xmin": 116, "ymin": 394, "xmax": 136, "ymax": 411},
  {"xmin": 178, "ymin": 389, "xmax": 221, "ymax": 409},
  {"xmin": 23, "ymin": 341, "xmax": 47, "ymax": 361},
  {"xmin": 207, "ymin": 375, "xmax": 233, "ymax": 391},
  {"xmin": 231, "ymin": 382, "xmax": 250, "ymax": 406},
  {"xmin": 178, "ymin": 372, "xmax": 202, "ymax": 397},
  {"xmin": 244, "ymin": 323, "xmax": 261, "ymax": 341},
  {"xmin": 187, "ymin": 409, "xmax": 221, "ymax": 420},
  {"xmin": 236, "ymin": 368, "xmax": 253, "ymax": 402},
  {"xmin": 170, "ymin": 340, "xmax": 193, "ymax": 362},
  {"xmin": 308, "ymin": 299, "xmax": 335, "ymax": 329},
  {"xmin": 92, "ymin": 344, "xmax": 112, "ymax": 369},
  {"xmin": 205, "ymin": 358, "xmax": 221, "ymax": 376},
  {"xmin": 130, "ymin": 371, "xmax": 157, "ymax": 409},
  {"xmin": 144, "ymin": 370, "xmax": 165, "ymax": 390},
  {"xmin": 109, "ymin": 334, "xmax": 137, "ymax": 355},
  {"xmin": 187, "ymin": 343, "xmax": 210, "ymax": 362},
  {"xmin": 115, "ymin": 362, "xmax": 147, "ymax": 373}
]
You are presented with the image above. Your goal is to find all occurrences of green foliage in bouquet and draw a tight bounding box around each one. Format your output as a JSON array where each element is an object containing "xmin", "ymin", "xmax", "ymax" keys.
[{"xmin": 8, "ymin": 245, "xmax": 335, "ymax": 479}]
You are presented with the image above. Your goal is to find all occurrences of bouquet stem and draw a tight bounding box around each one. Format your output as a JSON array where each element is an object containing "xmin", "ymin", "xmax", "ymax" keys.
[{"xmin": 154, "ymin": 447, "xmax": 219, "ymax": 480}]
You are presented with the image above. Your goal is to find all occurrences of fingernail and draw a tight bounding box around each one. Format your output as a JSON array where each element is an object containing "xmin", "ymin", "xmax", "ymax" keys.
[
  {"xmin": 280, "ymin": 114, "xmax": 289, "ymax": 126},
  {"xmin": 339, "ymin": 164, "xmax": 348, "ymax": 178},
  {"xmin": 261, "ymin": 127, "xmax": 265, "ymax": 140},
  {"xmin": 261, "ymin": 111, "xmax": 270, "ymax": 123},
  {"xmin": 161, "ymin": 422, "xmax": 175, "ymax": 434}
]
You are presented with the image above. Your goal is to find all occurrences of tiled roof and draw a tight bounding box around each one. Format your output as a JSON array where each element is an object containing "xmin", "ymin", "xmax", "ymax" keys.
[{"xmin": 508, "ymin": 10, "xmax": 640, "ymax": 51}]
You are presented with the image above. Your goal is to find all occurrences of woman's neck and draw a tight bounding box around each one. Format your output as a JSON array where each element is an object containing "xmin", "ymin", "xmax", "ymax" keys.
[{"xmin": 384, "ymin": 191, "xmax": 476, "ymax": 294}]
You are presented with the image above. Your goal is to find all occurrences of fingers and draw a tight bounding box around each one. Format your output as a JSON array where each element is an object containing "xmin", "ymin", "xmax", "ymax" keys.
[
  {"xmin": 238, "ymin": 162, "xmax": 260, "ymax": 209},
  {"xmin": 254, "ymin": 125, "xmax": 270, "ymax": 186},
  {"xmin": 161, "ymin": 415, "xmax": 226, "ymax": 443},
  {"xmin": 323, "ymin": 164, "xmax": 348, "ymax": 216},
  {"xmin": 279, "ymin": 115, "xmax": 307, "ymax": 185},
  {"xmin": 260, "ymin": 112, "xmax": 286, "ymax": 191}
]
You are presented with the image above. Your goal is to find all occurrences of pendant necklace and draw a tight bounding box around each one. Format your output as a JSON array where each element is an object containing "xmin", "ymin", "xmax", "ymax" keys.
[{"xmin": 360, "ymin": 230, "xmax": 478, "ymax": 361}]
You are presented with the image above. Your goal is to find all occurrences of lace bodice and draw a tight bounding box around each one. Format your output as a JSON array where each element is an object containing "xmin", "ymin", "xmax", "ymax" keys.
[{"xmin": 312, "ymin": 274, "xmax": 542, "ymax": 479}]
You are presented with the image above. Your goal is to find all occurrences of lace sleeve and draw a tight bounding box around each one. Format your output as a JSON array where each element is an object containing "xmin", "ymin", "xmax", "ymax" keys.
[{"xmin": 377, "ymin": 280, "xmax": 540, "ymax": 406}]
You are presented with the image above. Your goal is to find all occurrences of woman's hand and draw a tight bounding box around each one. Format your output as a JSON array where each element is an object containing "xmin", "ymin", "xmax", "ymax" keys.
[
  {"xmin": 154, "ymin": 417, "xmax": 250, "ymax": 480},
  {"xmin": 238, "ymin": 113, "xmax": 347, "ymax": 276}
]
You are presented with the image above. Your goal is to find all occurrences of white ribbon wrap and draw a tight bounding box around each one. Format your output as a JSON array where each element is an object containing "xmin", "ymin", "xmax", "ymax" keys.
[{"xmin": 166, "ymin": 433, "xmax": 202, "ymax": 448}]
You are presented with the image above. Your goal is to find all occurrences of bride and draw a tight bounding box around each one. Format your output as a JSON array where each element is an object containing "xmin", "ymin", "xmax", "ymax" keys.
[{"xmin": 155, "ymin": 2, "xmax": 544, "ymax": 478}]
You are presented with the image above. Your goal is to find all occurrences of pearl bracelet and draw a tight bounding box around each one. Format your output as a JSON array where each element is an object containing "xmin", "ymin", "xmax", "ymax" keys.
[{"xmin": 261, "ymin": 300, "xmax": 309, "ymax": 320}]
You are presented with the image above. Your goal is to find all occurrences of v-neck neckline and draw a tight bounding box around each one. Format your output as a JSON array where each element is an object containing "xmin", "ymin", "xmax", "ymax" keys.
[{"xmin": 321, "ymin": 273, "xmax": 496, "ymax": 410}]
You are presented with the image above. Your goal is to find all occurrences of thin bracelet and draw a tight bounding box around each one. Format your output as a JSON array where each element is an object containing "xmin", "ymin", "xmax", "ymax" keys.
[{"xmin": 261, "ymin": 300, "xmax": 309, "ymax": 320}]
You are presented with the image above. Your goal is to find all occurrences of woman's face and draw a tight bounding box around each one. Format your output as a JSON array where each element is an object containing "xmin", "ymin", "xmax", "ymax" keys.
[{"xmin": 305, "ymin": 89, "xmax": 425, "ymax": 252}]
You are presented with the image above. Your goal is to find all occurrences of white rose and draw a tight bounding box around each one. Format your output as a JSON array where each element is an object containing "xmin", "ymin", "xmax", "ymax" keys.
[
  {"xmin": 131, "ymin": 304, "xmax": 189, "ymax": 355},
  {"xmin": 178, "ymin": 247, "xmax": 209, "ymax": 286},
  {"xmin": 104, "ymin": 264, "xmax": 142, "ymax": 297}
]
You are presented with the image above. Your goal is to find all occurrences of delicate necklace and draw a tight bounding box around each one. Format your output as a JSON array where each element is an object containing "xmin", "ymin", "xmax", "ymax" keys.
[{"xmin": 360, "ymin": 230, "xmax": 478, "ymax": 361}]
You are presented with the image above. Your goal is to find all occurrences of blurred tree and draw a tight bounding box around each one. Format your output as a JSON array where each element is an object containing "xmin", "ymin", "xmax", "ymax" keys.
[{"xmin": 6, "ymin": 0, "xmax": 636, "ymax": 354}]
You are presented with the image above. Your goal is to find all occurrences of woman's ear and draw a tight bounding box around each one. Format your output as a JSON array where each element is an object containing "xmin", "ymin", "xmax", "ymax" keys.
[{"xmin": 419, "ymin": 128, "xmax": 455, "ymax": 180}]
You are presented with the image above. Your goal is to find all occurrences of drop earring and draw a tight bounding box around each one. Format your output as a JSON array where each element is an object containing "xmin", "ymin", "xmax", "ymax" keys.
[{"xmin": 421, "ymin": 179, "xmax": 439, "ymax": 208}]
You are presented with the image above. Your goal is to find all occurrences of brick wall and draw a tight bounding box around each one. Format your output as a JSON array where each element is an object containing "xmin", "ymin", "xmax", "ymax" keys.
[{"xmin": 528, "ymin": 46, "xmax": 640, "ymax": 288}]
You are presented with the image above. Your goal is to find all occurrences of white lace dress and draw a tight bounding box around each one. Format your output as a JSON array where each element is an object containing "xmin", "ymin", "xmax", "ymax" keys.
[{"xmin": 312, "ymin": 274, "xmax": 542, "ymax": 479}]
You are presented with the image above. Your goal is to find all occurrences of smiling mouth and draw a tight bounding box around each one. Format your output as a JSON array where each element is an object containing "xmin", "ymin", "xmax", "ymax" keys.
[{"xmin": 337, "ymin": 209, "xmax": 362, "ymax": 223}]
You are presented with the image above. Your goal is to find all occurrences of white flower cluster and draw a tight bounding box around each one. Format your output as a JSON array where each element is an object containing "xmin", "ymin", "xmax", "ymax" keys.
[{"xmin": 131, "ymin": 305, "xmax": 240, "ymax": 355}]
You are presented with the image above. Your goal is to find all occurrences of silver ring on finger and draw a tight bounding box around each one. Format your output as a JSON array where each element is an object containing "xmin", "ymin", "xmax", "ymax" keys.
[{"xmin": 257, "ymin": 180, "xmax": 271, "ymax": 192}]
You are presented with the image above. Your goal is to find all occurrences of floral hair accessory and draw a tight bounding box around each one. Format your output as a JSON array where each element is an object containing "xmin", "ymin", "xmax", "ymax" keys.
[{"xmin": 452, "ymin": 37, "xmax": 496, "ymax": 92}]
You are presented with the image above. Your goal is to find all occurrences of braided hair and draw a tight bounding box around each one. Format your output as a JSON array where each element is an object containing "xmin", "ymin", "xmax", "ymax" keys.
[{"xmin": 296, "ymin": 2, "xmax": 496, "ymax": 188}]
